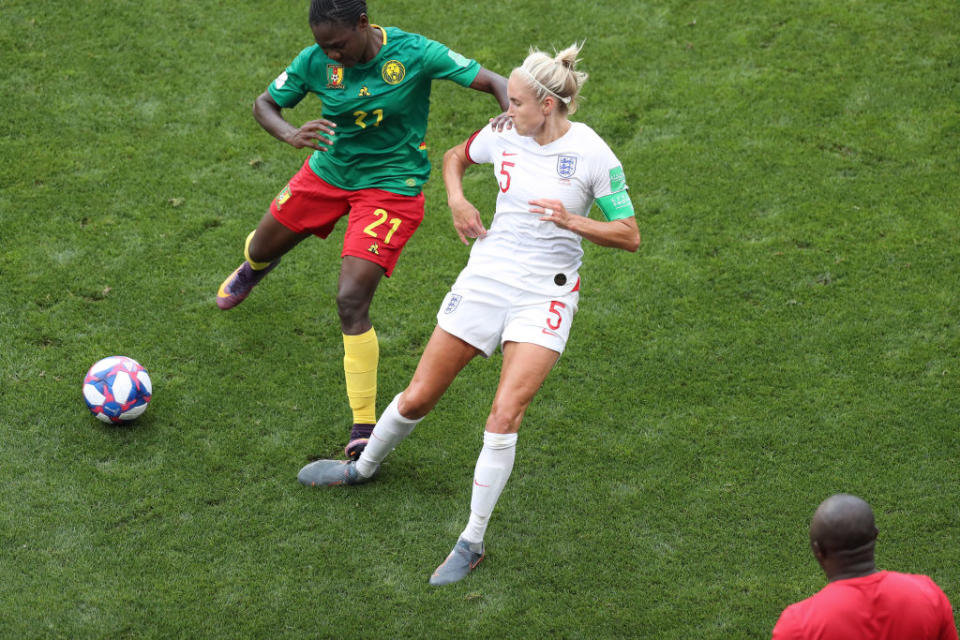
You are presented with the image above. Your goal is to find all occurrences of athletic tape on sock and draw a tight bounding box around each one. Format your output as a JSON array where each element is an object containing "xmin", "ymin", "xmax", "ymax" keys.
[
  {"xmin": 244, "ymin": 230, "xmax": 273, "ymax": 270},
  {"xmin": 483, "ymin": 431, "xmax": 518, "ymax": 449},
  {"xmin": 343, "ymin": 328, "xmax": 379, "ymax": 425}
]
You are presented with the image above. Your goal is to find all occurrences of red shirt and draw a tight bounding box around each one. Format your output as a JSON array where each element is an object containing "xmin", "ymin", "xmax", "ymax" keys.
[{"xmin": 772, "ymin": 571, "xmax": 958, "ymax": 640}]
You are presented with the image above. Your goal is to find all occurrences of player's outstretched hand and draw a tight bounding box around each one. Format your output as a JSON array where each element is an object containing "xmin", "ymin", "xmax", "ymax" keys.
[
  {"xmin": 450, "ymin": 197, "xmax": 487, "ymax": 245},
  {"xmin": 287, "ymin": 119, "xmax": 337, "ymax": 151},
  {"xmin": 489, "ymin": 112, "xmax": 513, "ymax": 132},
  {"xmin": 530, "ymin": 198, "xmax": 572, "ymax": 229}
]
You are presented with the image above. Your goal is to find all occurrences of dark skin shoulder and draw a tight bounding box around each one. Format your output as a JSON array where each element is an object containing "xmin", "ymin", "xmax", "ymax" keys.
[{"xmin": 470, "ymin": 68, "xmax": 512, "ymax": 131}]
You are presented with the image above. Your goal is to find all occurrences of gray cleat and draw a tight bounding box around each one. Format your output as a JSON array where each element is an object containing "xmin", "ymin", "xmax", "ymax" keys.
[
  {"xmin": 297, "ymin": 459, "xmax": 376, "ymax": 487},
  {"xmin": 429, "ymin": 538, "xmax": 484, "ymax": 586}
]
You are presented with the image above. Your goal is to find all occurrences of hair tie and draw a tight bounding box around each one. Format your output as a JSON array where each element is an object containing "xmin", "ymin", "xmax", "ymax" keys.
[{"xmin": 517, "ymin": 66, "xmax": 572, "ymax": 105}]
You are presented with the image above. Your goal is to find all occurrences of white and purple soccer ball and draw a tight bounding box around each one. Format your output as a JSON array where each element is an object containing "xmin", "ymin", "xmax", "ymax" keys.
[{"xmin": 82, "ymin": 356, "xmax": 152, "ymax": 424}]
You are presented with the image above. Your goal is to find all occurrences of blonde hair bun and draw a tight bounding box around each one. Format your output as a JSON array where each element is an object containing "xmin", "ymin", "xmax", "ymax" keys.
[{"xmin": 518, "ymin": 42, "xmax": 588, "ymax": 114}]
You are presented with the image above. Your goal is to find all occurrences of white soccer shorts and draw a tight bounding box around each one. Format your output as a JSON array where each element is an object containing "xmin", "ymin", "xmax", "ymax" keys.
[{"xmin": 436, "ymin": 272, "xmax": 579, "ymax": 358}]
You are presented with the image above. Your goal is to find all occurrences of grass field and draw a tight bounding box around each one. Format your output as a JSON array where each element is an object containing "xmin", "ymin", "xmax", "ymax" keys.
[{"xmin": 2, "ymin": 0, "xmax": 959, "ymax": 637}]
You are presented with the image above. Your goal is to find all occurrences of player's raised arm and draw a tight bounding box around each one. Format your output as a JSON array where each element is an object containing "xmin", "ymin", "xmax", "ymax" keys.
[
  {"xmin": 443, "ymin": 140, "xmax": 487, "ymax": 245},
  {"xmin": 469, "ymin": 68, "xmax": 509, "ymax": 112},
  {"xmin": 252, "ymin": 90, "xmax": 336, "ymax": 151}
]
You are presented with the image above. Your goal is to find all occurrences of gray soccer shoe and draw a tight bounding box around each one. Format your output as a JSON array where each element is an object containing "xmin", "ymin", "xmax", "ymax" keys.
[
  {"xmin": 297, "ymin": 459, "xmax": 376, "ymax": 487},
  {"xmin": 428, "ymin": 538, "xmax": 485, "ymax": 586}
]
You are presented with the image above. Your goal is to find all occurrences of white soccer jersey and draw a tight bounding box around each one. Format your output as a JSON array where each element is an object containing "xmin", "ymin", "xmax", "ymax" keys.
[{"xmin": 463, "ymin": 121, "xmax": 629, "ymax": 294}]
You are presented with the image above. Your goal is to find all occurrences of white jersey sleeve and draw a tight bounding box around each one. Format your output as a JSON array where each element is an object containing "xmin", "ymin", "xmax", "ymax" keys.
[
  {"xmin": 585, "ymin": 139, "xmax": 625, "ymax": 200},
  {"xmin": 464, "ymin": 124, "xmax": 498, "ymax": 166},
  {"xmin": 583, "ymin": 136, "xmax": 634, "ymax": 221}
]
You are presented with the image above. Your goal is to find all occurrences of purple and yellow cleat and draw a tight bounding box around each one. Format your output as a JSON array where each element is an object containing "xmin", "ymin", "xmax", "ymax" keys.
[{"xmin": 216, "ymin": 259, "xmax": 279, "ymax": 310}]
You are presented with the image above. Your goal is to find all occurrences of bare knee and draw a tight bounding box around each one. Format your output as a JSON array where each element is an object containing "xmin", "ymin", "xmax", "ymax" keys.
[
  {"xmin": 485, "ymin": 402, "xmax": 525, "ymax": 434},
  {"xmin": 397, "ymin": 386, "xmax": 438, "ymax": 421},
  {"xmin": 336, "ymin": 289, "xmax": 372, "ymax": 332}
]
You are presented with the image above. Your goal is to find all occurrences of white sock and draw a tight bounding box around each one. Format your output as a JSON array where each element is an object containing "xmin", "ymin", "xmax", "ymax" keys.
[
  {"xmin": 355, "ymin": 393, "xmax": 421, "ymax": 478},
  {"xmin": 460, "ymin": 431, "xmax": 517, "ymax": 545}
]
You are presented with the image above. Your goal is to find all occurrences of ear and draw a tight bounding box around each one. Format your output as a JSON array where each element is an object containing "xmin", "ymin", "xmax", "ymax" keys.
[
  {"xmin": 541, "ymin": 95, "xmax": 556, "ymax": 116},
  {"xmin": 356, "ymin": 13, "xmax": 370, "ymax": 29},
  {"xmin": 811, "ymin": 539, "xmax": 826, "ymax": 561}
]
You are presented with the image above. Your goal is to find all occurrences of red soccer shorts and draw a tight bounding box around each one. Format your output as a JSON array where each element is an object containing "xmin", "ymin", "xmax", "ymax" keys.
[{"xmin": 269, "ymin": 159, "xmax": 425, "ymax": 276}]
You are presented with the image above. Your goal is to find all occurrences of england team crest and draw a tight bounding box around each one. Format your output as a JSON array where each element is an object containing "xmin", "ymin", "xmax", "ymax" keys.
[
  {"xmin": 557, "ymin": 155, "xmax": 578, "ymax": 178},
  {"xmin": 444, "ymin": 294, "xmax": 462, "ymax": 314}
]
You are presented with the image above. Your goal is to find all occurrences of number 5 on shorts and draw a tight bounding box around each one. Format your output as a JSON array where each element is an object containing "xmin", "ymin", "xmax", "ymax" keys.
[
  {"xmin": 364, "ymin": 208, "xmax": 402, "ymax": 244},
  {"xmin": 546, "ymin": 300, "xmax": 566, "ymax": 330}
]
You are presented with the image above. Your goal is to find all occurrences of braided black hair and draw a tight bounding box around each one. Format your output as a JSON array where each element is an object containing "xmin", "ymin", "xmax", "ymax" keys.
[{"xmin": 309, "ymin": 0, "xmax": 367, "ymax": 26}]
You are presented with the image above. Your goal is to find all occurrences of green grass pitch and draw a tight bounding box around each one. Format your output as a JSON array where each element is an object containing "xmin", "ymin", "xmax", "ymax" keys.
[{"xmin": 2, "ymin": 0, "xmax": 959, "ymax": 637}]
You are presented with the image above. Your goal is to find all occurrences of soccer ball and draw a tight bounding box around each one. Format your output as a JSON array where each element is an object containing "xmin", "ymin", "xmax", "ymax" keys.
[{"xmin": 82, "ymin": 356, "xmax": 152, "ymax": 424}]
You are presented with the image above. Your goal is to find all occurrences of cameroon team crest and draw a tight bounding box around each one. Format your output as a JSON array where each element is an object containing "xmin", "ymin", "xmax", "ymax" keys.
[
  {"xmin": 327, "ymin": 64, "xmax": 344, "ymax": 89},
  {"xmin": 381, "ymin": 59, "xmax": 405, "ymax": 84},
  {"xmin": 275, "ymin": 185, "xmax": 292, "ymax": 208}
]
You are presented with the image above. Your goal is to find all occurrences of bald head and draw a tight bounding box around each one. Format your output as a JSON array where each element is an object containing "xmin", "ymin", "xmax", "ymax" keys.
[{"xmin": 810, "ymin": 493, "xmax": 878, "ymax": 569}]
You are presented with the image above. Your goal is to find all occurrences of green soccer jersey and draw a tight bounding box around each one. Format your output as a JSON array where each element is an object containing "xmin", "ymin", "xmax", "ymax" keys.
[{"xmin": 268, "ymin": 26, "xmax": 482, "ymax": 195}]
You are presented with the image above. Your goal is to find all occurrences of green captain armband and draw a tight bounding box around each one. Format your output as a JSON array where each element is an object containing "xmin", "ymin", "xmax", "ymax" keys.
[{"xmin": 596, "ymin": 190, "xmax": 635, "ymax": 221}]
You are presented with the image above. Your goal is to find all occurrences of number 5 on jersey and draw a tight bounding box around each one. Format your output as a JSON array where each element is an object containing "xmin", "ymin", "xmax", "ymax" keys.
[
  {"xmin": 499, "ymin": 160, "xmax": 515, "ymax": 193},
  {"xmin": 499, "ymin": 151, "xmax": 518, "ymax": 192}
]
